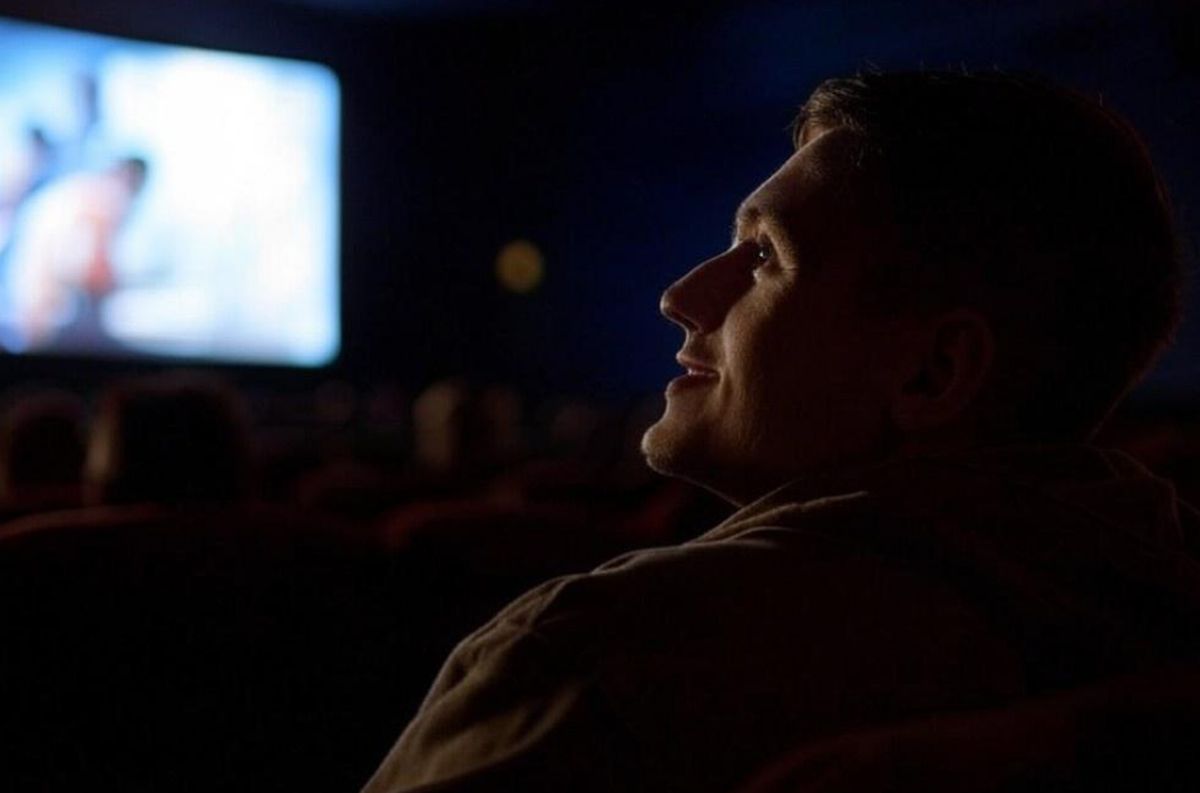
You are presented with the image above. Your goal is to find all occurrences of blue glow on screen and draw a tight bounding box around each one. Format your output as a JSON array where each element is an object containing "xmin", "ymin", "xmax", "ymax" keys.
[{"xmin": 0, "ymin": 17, "xmax": 340, "ymax": 366}]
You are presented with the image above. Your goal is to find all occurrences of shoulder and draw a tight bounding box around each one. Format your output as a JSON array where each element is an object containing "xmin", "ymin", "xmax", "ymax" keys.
[
  {"xmin": 389, "ymin": 491, "xmax": 1024, "ymax": 791},
  {"xmin": 470, "ymin": 489, "xmax": 980, "ymax": 666}
]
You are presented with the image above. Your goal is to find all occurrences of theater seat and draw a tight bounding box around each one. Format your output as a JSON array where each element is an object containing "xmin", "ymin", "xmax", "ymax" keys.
[
  {"xmin": 736, "ymin": 666, "xmax": 1200, "ymax": 793},
  {"xmin": 0, "ymin": 502, "xmax": 405, "ymax": 792}
]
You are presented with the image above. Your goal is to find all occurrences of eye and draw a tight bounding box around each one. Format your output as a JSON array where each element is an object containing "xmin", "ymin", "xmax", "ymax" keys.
[{"xmin": 752, "ymin": 239, "xmax": 775, "ymax": 270}]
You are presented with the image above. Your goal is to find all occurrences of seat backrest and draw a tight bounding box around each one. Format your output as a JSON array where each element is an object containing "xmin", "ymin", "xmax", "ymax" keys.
[{"xmin": 736, "ymin": 666, "xmax": 1200, "ymax": 793}]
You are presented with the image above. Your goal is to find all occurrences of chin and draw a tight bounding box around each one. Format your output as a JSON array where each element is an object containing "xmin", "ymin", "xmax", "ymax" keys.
[
  {"xmin": 641, "ymin": 420, "xmax": 745, "ymax": 505},
  {"xmin": 641, "ymin": 412, "xmax": 705, "ymax": 473},
  {"xmin": 639, "ymin": 420, "xmax": 680, "ymax": 477}
]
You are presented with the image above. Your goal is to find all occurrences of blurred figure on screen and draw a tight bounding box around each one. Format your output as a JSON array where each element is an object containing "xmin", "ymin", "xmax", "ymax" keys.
[
  {"xmin": 0, "ymin": 127, "xmax": 55, "ymax": 250},
  {"xmin": 4, "ymin": 155, "xmax": 147, "ymax": 351}
]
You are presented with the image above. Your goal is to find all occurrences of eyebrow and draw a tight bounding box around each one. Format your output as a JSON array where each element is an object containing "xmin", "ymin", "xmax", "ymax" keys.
[
  {"xmin": 731, "ymin": 202, "xmax": 804, "ymax": 268},
  {"xmin": 730, "ymin": 203, "xmax": 764, "ymax": 245}
]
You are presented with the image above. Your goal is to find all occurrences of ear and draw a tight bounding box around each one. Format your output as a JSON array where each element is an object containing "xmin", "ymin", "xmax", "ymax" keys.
[{"xmin": 890, "ymin": 309, "xmax": 995, "ymax": 435}]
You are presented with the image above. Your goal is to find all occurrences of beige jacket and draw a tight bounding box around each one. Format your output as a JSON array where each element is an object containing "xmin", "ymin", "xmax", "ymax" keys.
[{"xmin": 362, "ymin": 446, "xmax": 1200, "ymax": 792}]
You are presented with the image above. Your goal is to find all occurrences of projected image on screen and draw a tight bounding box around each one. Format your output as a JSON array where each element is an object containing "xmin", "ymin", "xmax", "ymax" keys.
[{"xmin": 0, "ymin": 17, "xmax": 339, "ymax": 366}]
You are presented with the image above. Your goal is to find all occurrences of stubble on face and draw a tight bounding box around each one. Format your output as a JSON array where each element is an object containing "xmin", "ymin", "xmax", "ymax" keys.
[{"xmin": 642, "ymin": 127, "xmax": 897, "ymax": 505}]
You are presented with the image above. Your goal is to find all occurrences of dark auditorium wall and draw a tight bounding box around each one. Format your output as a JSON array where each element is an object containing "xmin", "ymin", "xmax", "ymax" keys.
[{"xmin": 0, "ymin": 0, "xmax": 1194, "ymax": 409}]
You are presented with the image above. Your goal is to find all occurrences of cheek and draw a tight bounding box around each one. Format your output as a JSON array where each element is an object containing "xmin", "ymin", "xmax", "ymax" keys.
[
  {"xmin": 723, "ymin": 307, "xmax": 817, "ymax": 435},
  {"xmin": 745, "ymin": 315, "xmax": 882, "ymax": 420},
  {"xmin": 724, "ymin": 293, "xmax": 795, "ymax": 368},
  {"xmin": 815, "ymin": 328, "xmax": 901, "ymax": 439},
  {"xmin": 727, "ymin": 295, "xmax": 833, "ymax": 388}
]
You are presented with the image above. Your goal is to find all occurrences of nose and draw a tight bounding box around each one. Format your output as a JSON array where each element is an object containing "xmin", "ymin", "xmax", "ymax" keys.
[{"xmin": 659, "ymin": 249, "xmax": 751, "ymax": 333}]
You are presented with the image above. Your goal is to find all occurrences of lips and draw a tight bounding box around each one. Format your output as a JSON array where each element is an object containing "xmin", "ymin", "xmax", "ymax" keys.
[
  {"xmin": 675, "ymin": 352, "xmax": 719, "ymax": 378},
  {"xmin": 667, "ymin": 352, "xmax": 719, "ymax": 395}
]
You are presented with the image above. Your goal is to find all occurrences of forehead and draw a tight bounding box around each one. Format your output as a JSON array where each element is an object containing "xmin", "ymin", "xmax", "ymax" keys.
[{"xmin": 737, "ymin": 127, "xmax": 874, "ymax": 240}]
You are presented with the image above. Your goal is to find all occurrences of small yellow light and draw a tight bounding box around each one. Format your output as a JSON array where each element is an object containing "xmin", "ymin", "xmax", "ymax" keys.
[{"xmin": 496, "ymin": 239, "xmax": 545, "ymax": 294}]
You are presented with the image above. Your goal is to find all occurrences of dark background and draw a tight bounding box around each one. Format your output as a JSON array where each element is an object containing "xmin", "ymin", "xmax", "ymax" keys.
[
  {"xmin": 0, "ymin": 5, "xmax": 1195, "ymax": 790},
  {"xmin": 0, "ymin": 0, "xmax": 1194, "ymax": 409}
]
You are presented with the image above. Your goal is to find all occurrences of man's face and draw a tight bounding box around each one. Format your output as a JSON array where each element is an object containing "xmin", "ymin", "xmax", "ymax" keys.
[{"xmin": 641, "ymin": 127, "xmax": 911, "ymax": 505}]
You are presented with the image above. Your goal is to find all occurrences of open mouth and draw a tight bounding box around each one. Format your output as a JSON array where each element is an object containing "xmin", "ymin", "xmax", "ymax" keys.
[
  {"xmin": 668, "ymin": 355, "xmax": 719, "ymax": 393},
  {"xmin": 676, "ymin": 353, "xmax": 718, "ymax": 377}
]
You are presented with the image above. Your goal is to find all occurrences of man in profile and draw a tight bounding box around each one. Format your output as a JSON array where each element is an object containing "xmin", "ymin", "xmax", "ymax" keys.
[{"xmin": 363, "ymin": 71, "xmax": 1200, "ymax": 792}]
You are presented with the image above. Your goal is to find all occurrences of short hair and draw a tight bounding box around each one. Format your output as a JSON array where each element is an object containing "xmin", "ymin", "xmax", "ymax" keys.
[
  {"xmin": 796, "ymin": 71, "xmax": 1184, "ymax": 440},
  {"xmin": 0, "ymin": 389, "xmax": 85, "ymax": 497},
  {"xmin": 87, "ymin": 372, "xmax": 252, "ymax": 505}
]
